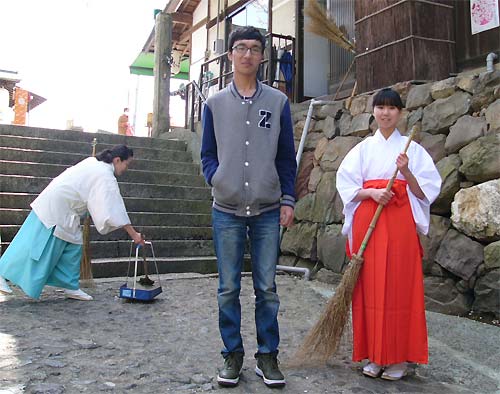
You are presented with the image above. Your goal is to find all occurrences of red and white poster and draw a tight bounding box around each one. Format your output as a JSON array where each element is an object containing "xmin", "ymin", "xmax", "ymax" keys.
[{"xmin": 471, "ymin": 0, "xmax": 500, "ymax": 34}]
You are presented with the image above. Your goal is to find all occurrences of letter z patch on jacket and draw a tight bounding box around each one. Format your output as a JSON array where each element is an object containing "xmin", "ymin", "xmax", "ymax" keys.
[{"xmin": 259, "ymin": 110, "xmax": 272, "ymax": 129}]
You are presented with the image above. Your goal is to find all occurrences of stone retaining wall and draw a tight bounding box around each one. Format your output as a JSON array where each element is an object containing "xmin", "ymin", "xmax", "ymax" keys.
[{"xmin": 282, "ymin": 70, "xmax": 500, "ymax": 318}]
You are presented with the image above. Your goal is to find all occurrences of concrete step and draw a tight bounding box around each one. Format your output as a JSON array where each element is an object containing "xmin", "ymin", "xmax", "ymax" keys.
[
  {"xmin": 0, "ymin": 224, "xmax": 212, "ymax": 242},
  {"xmin": 90, "ymin": 255, "xmax": 251, "ymax": 278},
  {"xmin": 0, "ymin": 193, "xmax": 212, "ymax": 213},
  {"xmin": 0, "ymin": 239, "xmax": 214, "ymax": 259},
  {"xmin": 0, "ymin": 175, "xmax": 212, "ymax": 199},
  {"xmin": 0, "ymin": 160, "xmax": 207, "ymax": 187},
  {"xmin": 0, "ymin": 135, "xmax": 192, "ymax": 162},
  {"xmin": 0, "ymin": 124, "xmax": 187, "ymax": 151},
  {"xmin": 0, "ymin": 147, "xmax": 200, "ymax": 174},
  {"xmin": 89, "ymin": 239, "xmax": 215, "ymax": 259},
  {"xmin": 90, "ymin": 256, "xmax": 223, "ymax": 277},
  {"xmin": 0, "ymin": 209, "xmax": 212, "ymax": 227}
]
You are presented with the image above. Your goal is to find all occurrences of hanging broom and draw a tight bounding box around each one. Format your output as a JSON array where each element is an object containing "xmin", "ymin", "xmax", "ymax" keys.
[
  {"xmin": 292, "ymin": 125, "xmax": 418, "ymax": 365},
  {"xmin": 80, "ymin": 138, "xmax": 98, "ymax": 288},
  {"xmin": 304, "ymin": 0, "xmax": 355, "ymax": 53},
  {"xmin": 304, "ymin": 0, "xmax": 357, "ymax": 100}
]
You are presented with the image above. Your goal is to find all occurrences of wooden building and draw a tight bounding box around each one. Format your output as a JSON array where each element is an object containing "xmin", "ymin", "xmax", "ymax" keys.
[{"xmin": 137, "ymin": 0, "xmax": 499, "ymax": 105}]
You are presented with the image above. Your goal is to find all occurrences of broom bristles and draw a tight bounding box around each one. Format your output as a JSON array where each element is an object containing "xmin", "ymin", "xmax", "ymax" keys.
[
  {"xmin": 291, "ymin": 254, "xmax": 364, "ymax": 365},
  {"xmin": 80, "ymin": 215, "xmax": 95, "ymax": 288},
  {"xmin": 305, "ymin": 0, "xmax": 355, "ymax": 53}
]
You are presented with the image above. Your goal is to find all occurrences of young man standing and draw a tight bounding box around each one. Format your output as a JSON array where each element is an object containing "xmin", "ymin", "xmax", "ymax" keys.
[{"xmin": 201, "ymin": 26, "xmax": 296, "ymax": 388}]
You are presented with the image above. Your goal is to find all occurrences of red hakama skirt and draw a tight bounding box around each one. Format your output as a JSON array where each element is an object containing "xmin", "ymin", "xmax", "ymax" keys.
[{"xmin": 348, "ymin": 179, "xmax": 428, "ymax": 365}]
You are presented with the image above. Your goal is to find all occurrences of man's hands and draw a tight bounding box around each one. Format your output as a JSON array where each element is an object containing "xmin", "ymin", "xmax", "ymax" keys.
[{"xmin": 280, "ymin": 205, "xmax": 294, "ymax": 227}]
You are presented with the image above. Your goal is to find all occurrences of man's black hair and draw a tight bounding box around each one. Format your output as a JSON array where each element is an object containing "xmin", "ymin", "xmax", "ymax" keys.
[
  {"xmin": 228, "ymin": 26, "xmax": 266, "ymax": 54},
  {"xmin": 372, "ymin": 88, "xmax": 404, "ymax": 109}
]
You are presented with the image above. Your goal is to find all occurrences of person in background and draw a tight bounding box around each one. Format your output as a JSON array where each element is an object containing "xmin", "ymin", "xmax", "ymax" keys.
[
  {"xmin": 0, "ymin": 145, "xmax": 144, "ymax": 301},
  {"xmin": 201, "ymin": 26, "xmax": 296, "ymax": 388},
  {"xmin": 336, "ymin": 88, "xmax": 442, "ymax": 381},
  {"xmin": 118, "ymin": 107, "xmax": 130, "ymax": 135}
]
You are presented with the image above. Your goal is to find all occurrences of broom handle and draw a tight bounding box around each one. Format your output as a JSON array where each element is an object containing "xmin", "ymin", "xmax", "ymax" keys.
[{"xmin": 356, "ymin": 126, "xmax": 418, "ymax": 258}]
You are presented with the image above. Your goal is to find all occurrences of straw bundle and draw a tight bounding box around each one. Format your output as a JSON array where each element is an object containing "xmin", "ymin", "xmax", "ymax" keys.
[
  {"xmin": 80, "ymin": 138, "xmax": 97, "ymax": 288},
  {"xmin": 304, "ymin": 0, "xmax": 355, "ymax": 53}
]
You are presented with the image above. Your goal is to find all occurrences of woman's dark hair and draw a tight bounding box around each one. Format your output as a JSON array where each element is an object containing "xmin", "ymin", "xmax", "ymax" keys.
[
  {"xmin": 95, "ymin": 145, "xmax": 134, "ymax": 163},
  {"xmin": 228, "ymin": 26, "xmax": 266, "ymax": 54},
  {"xmin": 372, "ymin": 88, "xmax": 404, "ymax": 109}
]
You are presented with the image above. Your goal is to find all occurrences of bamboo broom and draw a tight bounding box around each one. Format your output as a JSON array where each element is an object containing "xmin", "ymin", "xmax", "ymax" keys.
[
  {"xmin": 304, "ymin": 0, "xmax": 355, "ymax": 53},
  {"xmin": 293, "ymin": 125, "xmax": 419, "ymax": 365},
  {"xmin": 80, "ymin": 138, "xmax": 97, "ymax": 288},
  {"xmin": 305, "ymin": 0, "xmax": 357, "ymax": 100}
]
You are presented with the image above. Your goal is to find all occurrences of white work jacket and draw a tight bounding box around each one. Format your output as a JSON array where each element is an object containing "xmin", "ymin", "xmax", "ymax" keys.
[{"xmin": 31, "ymin": 157, "xmax": 131, "ymax": 244}]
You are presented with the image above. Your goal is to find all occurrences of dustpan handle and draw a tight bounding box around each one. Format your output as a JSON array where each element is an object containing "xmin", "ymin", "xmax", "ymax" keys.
[{"xmin": 132, "ymin": 244, "xmax": 142, "ymax": 298}]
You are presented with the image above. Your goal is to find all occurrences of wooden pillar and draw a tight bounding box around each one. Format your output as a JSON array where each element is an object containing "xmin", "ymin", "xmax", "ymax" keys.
[{"xmin": 152, "ymin": 12, "xmax": 172, "ymax": 137}]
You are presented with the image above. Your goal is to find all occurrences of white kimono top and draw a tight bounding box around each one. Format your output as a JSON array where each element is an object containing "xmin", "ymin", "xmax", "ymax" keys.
[
  {"xmin": 336, "ymin": 129, "xmax": 442, "ymax": 246},
  {"xmin": 31, "ymin": 157, "xmax": 131, "ymax": 244}
]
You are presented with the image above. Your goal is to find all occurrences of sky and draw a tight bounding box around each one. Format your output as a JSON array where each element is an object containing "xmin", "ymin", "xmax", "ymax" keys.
[{"xmin": 0, "ymin": 0, "xmax": 184, "ymax": 136}]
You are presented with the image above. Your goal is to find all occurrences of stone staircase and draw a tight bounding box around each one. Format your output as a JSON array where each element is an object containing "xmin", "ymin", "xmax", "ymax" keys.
[{"xmin": 0, "ymin": 124, "xmax": 218, "ymax": 277}]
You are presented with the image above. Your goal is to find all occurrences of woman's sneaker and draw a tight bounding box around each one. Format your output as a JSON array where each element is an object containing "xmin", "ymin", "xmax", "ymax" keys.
[
  {"xmin": 0, "ymin": 276, "xmax": 13, "ymax": 295},
  {"xmin": 255, "ymin": 352, "xmax": 286, "ymax": 387},
  {"xmin": 217, "ymin": 352, "xmax": 244, "ymax": 386},
  {"xmin": 64, "ymin": 289, "xmax": 93, "ymax": 301}
]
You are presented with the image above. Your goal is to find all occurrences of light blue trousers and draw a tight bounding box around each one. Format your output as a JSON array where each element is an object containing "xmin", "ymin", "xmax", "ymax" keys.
[{"xmin": 0, "ymin": 211, "xmax": 82, "ymax": 299}]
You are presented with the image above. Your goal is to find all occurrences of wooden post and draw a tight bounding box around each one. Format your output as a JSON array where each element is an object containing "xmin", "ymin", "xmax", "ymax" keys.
[{"xmin": 152, "ymin": 12, "xmax": 172, "ymax": 138}]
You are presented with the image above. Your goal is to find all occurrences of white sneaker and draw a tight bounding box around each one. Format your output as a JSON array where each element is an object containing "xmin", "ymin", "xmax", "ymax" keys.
[
  {"xmin": 64, "ymin": 288, "xmax": 93, "ymax": 301},
  {"xmin": 381, "ymin": 362, "xmax": 407, "ymax": 381},
  {"xmin": 362, "ymin": 361, "xmax": 383, "ymax": 378},
  {"xmin": 0, "ymin": 276, "xmax": 13, "ymax": 295}
]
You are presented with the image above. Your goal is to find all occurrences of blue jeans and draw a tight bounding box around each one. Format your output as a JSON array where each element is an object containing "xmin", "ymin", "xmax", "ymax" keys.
[{"xmin": 212, "ymin": 207, "xmax": 281, "ymax": 356}]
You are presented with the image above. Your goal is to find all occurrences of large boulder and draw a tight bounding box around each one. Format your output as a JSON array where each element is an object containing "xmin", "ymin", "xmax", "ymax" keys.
[
  {"xmin": 424, "ymin": 277, "xmax": 473, "ymax": 316},
  {"xmin": 317, "ymin": 101, "xmax": 344, "ymax": 119},
  {"xmin": 319, "ymin": 136, "xmax": 361, "ymax": 172},
  {"xmin": 346, "ymin": 113, "xmax": 372, "ymax": 137},
  {"xmin": 304, "ymin": 131, "xmax": 324, "ymax": 151},
  {"xmin": 485, "ymin": 99, "xmax": 500, "ymax": 131},
  {"xmin": 432, "ymin": 154, "xmax": 462, "ymax": 215},
  {"xmin": 419, "ymin": 215, "xmax": 451, "ymax": 274},
  {"xmin": 451, "ymin": 179, "xmax": 500, "ymax": 242},
  {"xmin": 419, "ymin": 132, "xmax": 446, "ymax": 163},
  {"xmin": 435, "ymin": 229, "xmax": 484, "ymax": 280},
  {"xmin": 316, "ymin": 224, "xmax": 347, "ymax": 273},
  {"xmin": 473, "ymin": 269, "xmax": 500, "ymax": 318},
  {"xmin": 308, "ymin": 166, "xmax": 323, "ymax": 193},
  {"xmin": 338, "ymin": 112, "xmax": 352, "ymax": 136},
  {"xmin": 458, "ymin": 133, "xmax": 500, "ymax": 183},
  {"xmin": 406, "ymin": 83, "xmax": 433, "ymax": 110},
  {"xmin": 430, "ymin": 77, "xmax": 457, "ymax": 100},
  {"xmin": 456, "ymin": 74, "xmax": 478, "ymax": 93},
  {"xmin": 313, "ymin": 137, "xmax": 329, "ymax": 164},
  {"xmin": 295, "ymin": 193, "xmax": 315, "ymax": 222},
  {"xmin": 483, "ymin": 240, "xmax": 500, "ymax": 271},
  {"xmin": 295, "ymin": 151, "xmax": 315, "ymax": 199},
  {"xmin": 349, "ymin": 95, "xmax": 368, "ymax": 116},
  {"xmin": 421, "ymin": 92, "xmax": 472, "ymax": 134},
  {"xmin": 312, "ymin": 171, "xmax": 344, "ymax": 224},
  {"xmin": 281, "ymin": 222, "xmax": 318, "ymax": 260},
  {"xmin": 445, "ymin": 115, "xmax": 487, "ymax": 154}
]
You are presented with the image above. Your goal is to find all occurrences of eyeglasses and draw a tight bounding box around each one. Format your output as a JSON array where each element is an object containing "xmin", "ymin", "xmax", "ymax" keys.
[{"xmin": 232, "ymin": 44, "xmax": 262, "ymax": 55}]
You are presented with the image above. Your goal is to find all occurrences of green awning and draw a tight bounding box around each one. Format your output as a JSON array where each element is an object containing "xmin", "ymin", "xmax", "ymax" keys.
[
  {"xmin": 129, "ymin": 53, "xmax": 189, "ymax": 80},
  {"xmin": 129, "ymin": 52, "xmax": 155, "ymax": 76}
]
